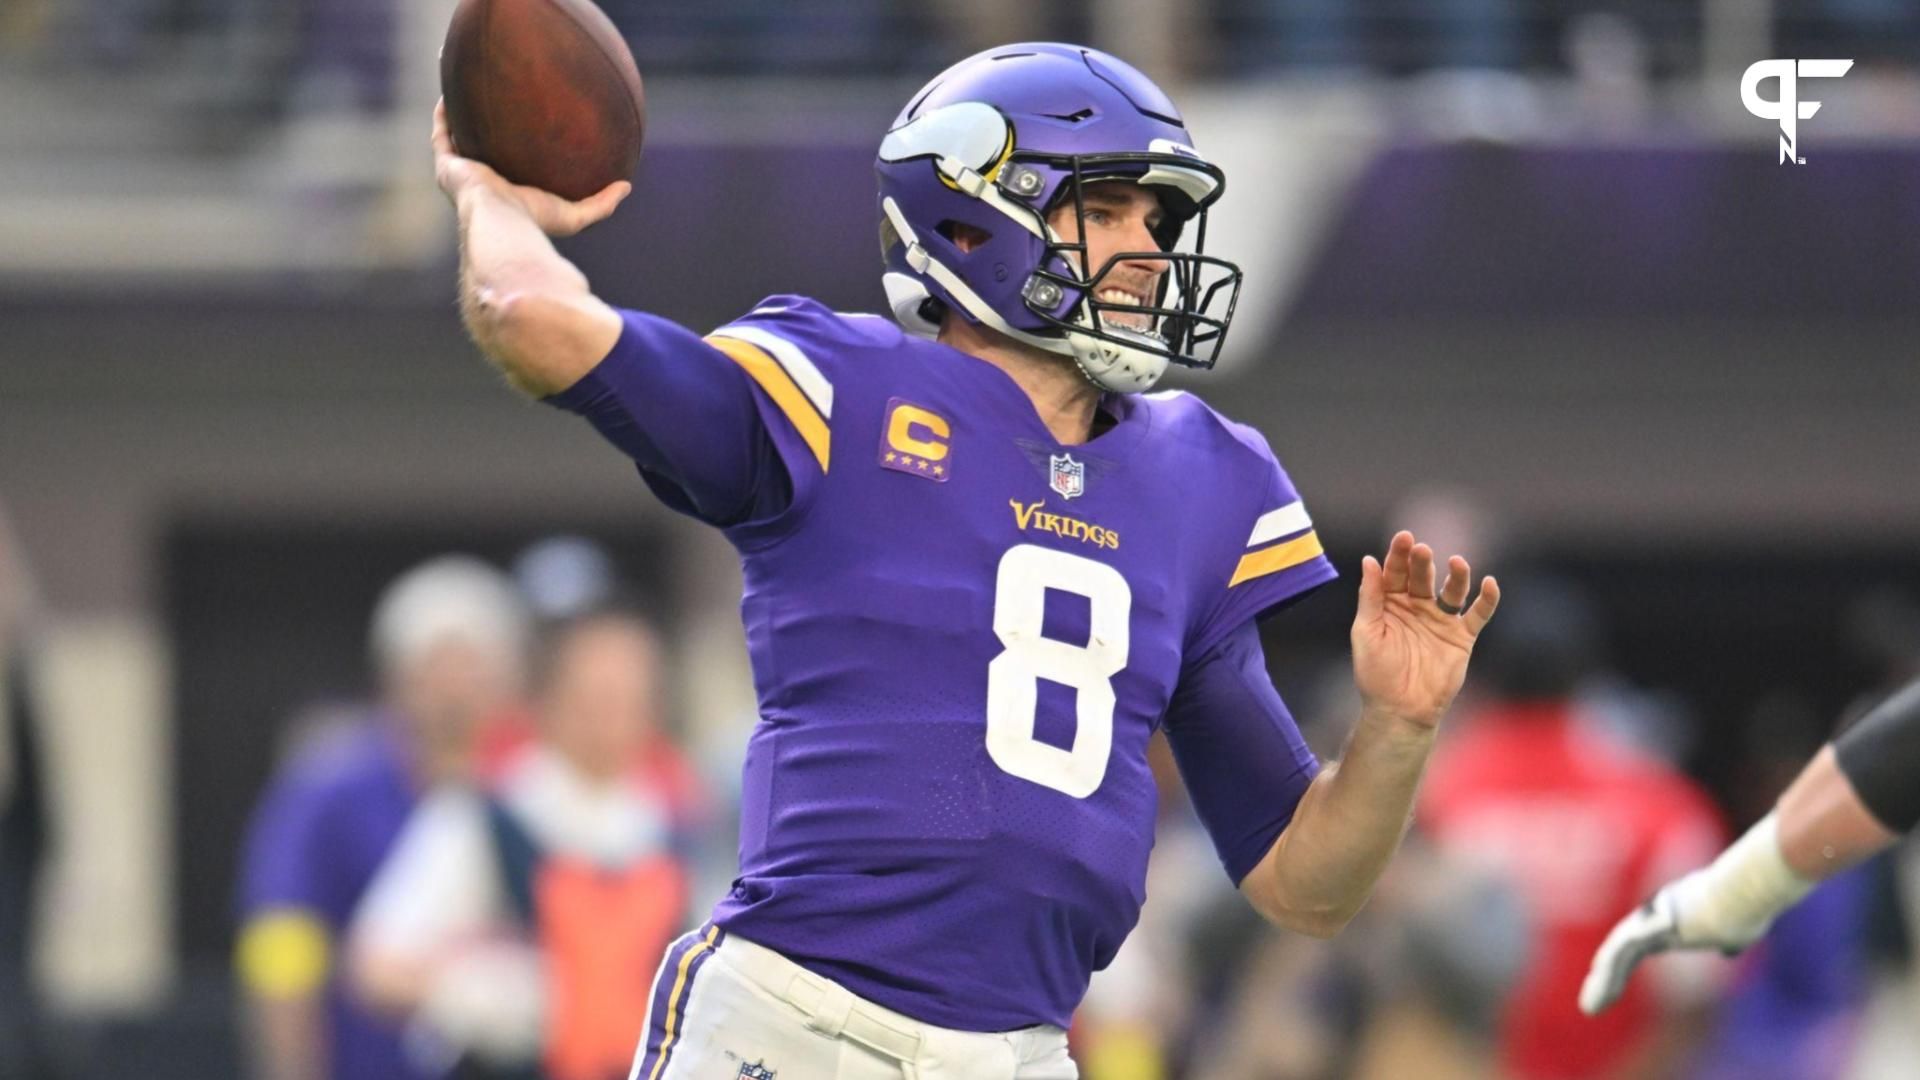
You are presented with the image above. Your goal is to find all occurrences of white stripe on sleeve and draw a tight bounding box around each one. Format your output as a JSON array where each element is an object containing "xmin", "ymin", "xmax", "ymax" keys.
[
  {"xmin": 1247, "ymin": 500, "xmax": 1313, "ymax": 547},
  {"xmin": 708, "ymin": 325, "xmax": 834, "ymax": 420}
]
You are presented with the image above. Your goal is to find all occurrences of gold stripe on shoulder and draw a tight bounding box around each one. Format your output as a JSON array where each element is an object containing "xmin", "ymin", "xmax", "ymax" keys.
[
  {"xmin": 1229, "ymin": 531, "xmax": 1325, "ymax": 588},
  {"xmin": 706, "ymin": 335, "xmax": 830, "ymax": 472}
]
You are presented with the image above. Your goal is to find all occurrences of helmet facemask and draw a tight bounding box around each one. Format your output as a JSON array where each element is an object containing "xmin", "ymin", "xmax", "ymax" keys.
[{"xmin": 1014, "ymin": 156, "xmax": 1243, "ymax": 392}]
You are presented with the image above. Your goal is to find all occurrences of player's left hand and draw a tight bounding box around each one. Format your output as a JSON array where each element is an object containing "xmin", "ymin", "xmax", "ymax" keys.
[{"xmin": 1350, "ymin": 531, "xmax": 1499, "ymax": 729}]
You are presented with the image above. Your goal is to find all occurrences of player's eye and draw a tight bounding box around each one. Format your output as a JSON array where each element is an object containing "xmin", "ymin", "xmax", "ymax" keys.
[{"xmin": 1085, "ymin": 208, "xmax": 1114, "ymax": 226}]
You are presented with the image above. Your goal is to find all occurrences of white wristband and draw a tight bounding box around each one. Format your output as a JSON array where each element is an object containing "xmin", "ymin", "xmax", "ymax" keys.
[{"xmin": 1671, "ymin": 811, "xmax": 1816, "ymax": 948}]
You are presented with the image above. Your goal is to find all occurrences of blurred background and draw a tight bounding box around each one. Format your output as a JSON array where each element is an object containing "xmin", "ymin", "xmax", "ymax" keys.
[{"xmin": 3, "ymin": 0, "xmax": 1920, "ymax": 1078}]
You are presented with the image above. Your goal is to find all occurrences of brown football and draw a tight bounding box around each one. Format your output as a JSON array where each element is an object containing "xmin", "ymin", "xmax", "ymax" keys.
[{"xmin": 440, "ymin": 0, "xmax": 646, "ymax": 201}]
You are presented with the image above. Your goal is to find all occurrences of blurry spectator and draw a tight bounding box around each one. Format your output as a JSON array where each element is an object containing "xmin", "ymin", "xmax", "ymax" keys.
[
  {"xmin": 349, "ymin": 611, "xmax": 703, "ymax": 1080},
  {"xmin": 1190, "ymin": 833, "xmax": 1527, "ymax": 1080},
  {"xmin": 1346, "ymin": 838, "xmax": 1530, "ymax": 1080},
  {"xmin": 0, "ymin": 506, "xmax": 54, "ymax": 1079},
  {"xmin": 234, "ymin": 556, "xmax": 531, "ymax": 1080},
  {"xmin": 1419, "ymin": 574, "xmax": 1727, "ymax": 1080},
  {"xmin": 511, "ymin": 537, "xmax": 619, "ymax": 626},
  {"xmin": 1187, "ymin": 919, "xmax": 1345, "ymax": 1080}
]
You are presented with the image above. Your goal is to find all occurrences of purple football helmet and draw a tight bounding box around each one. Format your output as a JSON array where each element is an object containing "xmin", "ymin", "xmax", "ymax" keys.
[{"xmin": 876, "ymin": 43, "xmax": 1243, "ymax": 393}]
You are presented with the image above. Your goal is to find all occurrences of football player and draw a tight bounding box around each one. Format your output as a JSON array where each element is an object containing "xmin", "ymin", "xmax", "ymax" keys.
[
  {"xmin": 1581, "ymin": 678, "xmax": 1920, "ymax": 1016},
  {"xmin": 433, "ymin": 43, "xmax": 1499, "ymax": 1079}
]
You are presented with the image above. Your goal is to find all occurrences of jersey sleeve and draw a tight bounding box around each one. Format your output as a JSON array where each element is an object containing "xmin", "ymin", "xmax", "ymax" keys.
[
  {"xmin": 1163, "ymin": 619, "xmax": 1322, "ymax": 885},
  {"xmin": 544, "ymin": 296, "xmax": 852, "ymax": 543},
  {"xmin": 1188, "ymin": 428, "xmax": 1338, "ymax": 659},
  {"xmin": 542, "ymin": 309, "xmax": 793, "ymax": 528},
  {"xmin": 233, "ymin": 772, "xmax": 340, "ymax": 999}
]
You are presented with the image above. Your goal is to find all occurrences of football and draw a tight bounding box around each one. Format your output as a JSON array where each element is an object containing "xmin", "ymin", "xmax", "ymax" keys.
[{"xmin": 440, "ymin": 0, "xmax": 646, "ymax": 202}]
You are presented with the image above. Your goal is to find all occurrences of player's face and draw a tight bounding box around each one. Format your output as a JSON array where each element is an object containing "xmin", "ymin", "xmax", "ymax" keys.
[
  {"xmin": 1046, "ymin": 182, "xmax": 1167, "ymax": 333},
  {"xmin": 541, "ymin": 621, "xmax": 660, "ymax": 779}
]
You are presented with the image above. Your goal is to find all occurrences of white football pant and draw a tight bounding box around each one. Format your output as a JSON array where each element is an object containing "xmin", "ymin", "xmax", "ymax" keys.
[{"xmin": 630, "ymin": 925, "xmax": 1077, "ymax": 1080}]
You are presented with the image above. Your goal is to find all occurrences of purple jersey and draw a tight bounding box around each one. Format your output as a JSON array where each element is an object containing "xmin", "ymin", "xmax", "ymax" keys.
[
  {"xmin": 236, "ymin": 718, "xmax": 436, "ymax": 1080},
  {"xmin": 551, "ymin": 296, "xmax": 1333, "ymax": 1031}
]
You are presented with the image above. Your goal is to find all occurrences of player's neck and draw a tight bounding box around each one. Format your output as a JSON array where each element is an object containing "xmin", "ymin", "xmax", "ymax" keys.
[{"xmin": 939, "ymin": 318, "xmax": 1101, "ymax": 445}]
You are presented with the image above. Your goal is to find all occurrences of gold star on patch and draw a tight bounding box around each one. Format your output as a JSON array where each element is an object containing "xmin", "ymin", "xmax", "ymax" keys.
[{"xmin": 932, "ymin": 465, "xmax": 944, "ymax": 476}]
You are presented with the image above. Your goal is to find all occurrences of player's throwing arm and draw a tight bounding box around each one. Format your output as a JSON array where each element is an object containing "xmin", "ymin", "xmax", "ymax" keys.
[{"xmin": 1580, "ymin": 678, "xmax": 1920, "ymax": 1015}]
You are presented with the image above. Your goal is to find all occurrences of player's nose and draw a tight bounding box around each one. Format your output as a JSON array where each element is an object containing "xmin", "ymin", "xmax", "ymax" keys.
[{"xmin": 1116, "ymin": 243, "xmax": 1165, "ymax": 289}]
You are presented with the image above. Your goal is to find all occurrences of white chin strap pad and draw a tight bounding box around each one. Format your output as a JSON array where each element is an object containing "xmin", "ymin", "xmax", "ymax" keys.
[{"xmin": 1068, "ymin": 333, "xmax": 1169, "ymax": 394}]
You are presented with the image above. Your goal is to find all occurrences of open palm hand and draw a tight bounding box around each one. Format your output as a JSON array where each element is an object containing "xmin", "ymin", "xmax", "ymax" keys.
[{"xmin": 1350, "ymin": 531, "xmax": 1500, "ymax": 729}]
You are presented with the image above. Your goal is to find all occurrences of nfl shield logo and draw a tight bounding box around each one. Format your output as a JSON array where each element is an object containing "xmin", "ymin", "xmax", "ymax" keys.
[
  {"xmin": 737, "ymin": 1063, "xmax": 776, "ymax": 1080},
  {"xmin": 1049, "ymin": 453, "xmax": 1086, "ymax": 499}
]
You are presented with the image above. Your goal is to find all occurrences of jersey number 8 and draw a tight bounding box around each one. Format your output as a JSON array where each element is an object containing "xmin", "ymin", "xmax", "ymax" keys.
[{"xmin": 985, "ymin": 544, "xmax": 1132, "ymax": 798}]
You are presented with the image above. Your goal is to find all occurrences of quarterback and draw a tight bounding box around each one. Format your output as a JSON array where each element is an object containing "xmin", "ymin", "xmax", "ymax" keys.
[{"xmin": 434, "ymin": 43, "xmax": 1499, "ymax": 1079}]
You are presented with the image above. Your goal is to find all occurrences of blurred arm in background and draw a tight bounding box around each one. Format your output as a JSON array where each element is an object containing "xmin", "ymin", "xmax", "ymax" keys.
[
  {"xmin": 1581, "ymin": 681, "xmax": 1919, "ymax": 1015},
  {"xmin": 348, "ymin": 785, "xmax": 545, "ymax": 1071},
  {"xmin": 234, "ymin": 778, "xmax": 340, "ymax": 1080}
]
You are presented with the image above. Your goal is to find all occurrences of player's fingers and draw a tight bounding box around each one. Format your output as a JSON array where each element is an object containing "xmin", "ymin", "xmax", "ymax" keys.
[
  {"xmin": 536, "ymin": 181, "xmax": 628, "ymax": 235},
  {"xmin": 432, "ymin": 98, "xmax": 455, "ymax": 155},
  {"xmin": 1463, "ymin": 575, "xmax": 1501, "ymax": 637},
  {"xmin": 1408, "ymin": 543, "xmax": 1437, "ymax": 599},
  {"xmin": 1438, "ymin": 555, "xmax": 1471, "ymax": 612},
  {"xmin": 1355, "ymin": 555, "xmax": 1384, "ymax": 624},
  {"xmin": 1380, "ymin": 531, "xmax": 1413, "ymax": 593},
  {"xmin": 580, "ymin": 180, "xmax": 632, "ymax": 219}
]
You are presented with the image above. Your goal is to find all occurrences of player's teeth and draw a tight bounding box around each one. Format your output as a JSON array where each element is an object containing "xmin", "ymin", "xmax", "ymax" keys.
[{"xmin": 1099, "ymin": 290, "xmax": 1136, "ymax": 305}]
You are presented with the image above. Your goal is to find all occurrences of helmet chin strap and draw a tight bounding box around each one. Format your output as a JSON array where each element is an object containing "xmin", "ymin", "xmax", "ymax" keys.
[
  {"xmin": 881, "ymin": 197, "xmax": 1170, "ymax": 394},
  {"xmin": 1065, "ymin": 328, "xmax": 1169, "ymax": 395}
]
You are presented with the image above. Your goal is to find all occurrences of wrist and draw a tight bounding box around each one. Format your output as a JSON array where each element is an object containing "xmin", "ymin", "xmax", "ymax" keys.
[
  {"xmin": 1673, "ymin": 812, "xmax": 1815, "ymax": 947},
  {"xmin": 453, "ymin": 181, "xmax": 497, "ymax": 220},
  {"xmin": 1358, "ymin": 701, "xmax": 1443, "ymax": 743}
]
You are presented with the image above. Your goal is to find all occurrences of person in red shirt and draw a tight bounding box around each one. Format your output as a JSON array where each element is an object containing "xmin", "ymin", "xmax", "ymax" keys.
[{"xmin": 1420, "ymin": 577, "xmax": 1726, "ymax": 1080}]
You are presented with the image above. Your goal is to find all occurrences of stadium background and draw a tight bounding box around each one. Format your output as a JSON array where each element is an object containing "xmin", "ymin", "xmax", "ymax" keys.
[{"xmin": 3, "ymin": 1, "xmax": 1920, "ymax": 1077}]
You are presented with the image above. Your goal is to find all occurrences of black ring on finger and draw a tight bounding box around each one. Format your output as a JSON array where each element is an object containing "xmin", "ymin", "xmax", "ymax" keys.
[{"xmin": 1436, "ymin": 596, "xmax": 1466, "ymax": 616}]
